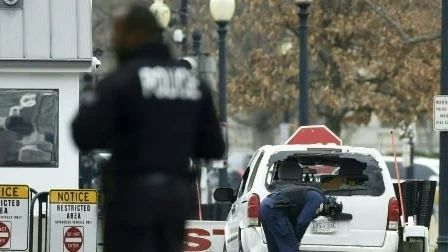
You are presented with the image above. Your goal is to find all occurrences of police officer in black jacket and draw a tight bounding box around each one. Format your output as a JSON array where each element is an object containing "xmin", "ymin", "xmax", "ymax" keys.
[{"xmin": 71, "ymin": 4, "xmax": 224, "ymax": 252}]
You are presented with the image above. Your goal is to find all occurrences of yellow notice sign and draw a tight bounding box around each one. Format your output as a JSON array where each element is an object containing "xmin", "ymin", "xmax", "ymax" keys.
[
  {"xmin": 0, "ymin": 185, "xmax": 29, "ymax": 199},
  {"xmin": 49, "ymin": 190, "xmax": 98, "ymax": 204}
]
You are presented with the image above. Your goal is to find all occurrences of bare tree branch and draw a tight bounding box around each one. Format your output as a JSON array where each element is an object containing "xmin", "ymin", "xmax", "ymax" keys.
[
  {"xmin": 284, "ymin": 24, "xmax": 300, "ymax": 38},
  {"xmin": 364, "ymin": 0, "xmax": 440, "ymax": 44}
]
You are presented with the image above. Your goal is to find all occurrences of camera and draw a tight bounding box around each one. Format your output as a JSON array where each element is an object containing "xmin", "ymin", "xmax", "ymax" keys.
[
  {"xmin": 322, "ymin": 196, "xmax": 343, "ymax": 218},
  {"xmin": 92, "ymin": 57, "xmax": 102, "ymax": 71}
]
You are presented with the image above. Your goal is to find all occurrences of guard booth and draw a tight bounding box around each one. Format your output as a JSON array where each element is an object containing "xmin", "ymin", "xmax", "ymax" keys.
[{"xmin": 0, "ymin": 0, "xmax": 93, "ymax": 193}]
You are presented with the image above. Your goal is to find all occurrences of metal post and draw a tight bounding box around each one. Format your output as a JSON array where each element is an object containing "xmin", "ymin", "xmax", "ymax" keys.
[
  {"xmin": 438, "ymin": 0, "xmax": 448, "ymax": 250},
  {"xmin": 217, "ymin": 21, "xmax": 229, "ymax": 188},
  {"xmin": 192, "ymin": 29, "xmax": 202, "ymax": 57},
  {"xmin": 297, "ymin": 2, "xmax": 310, "ymax": 126},
  {"xmin": 192, "ymin": 29, "xmax": 202, "ymax": 72},
  {"xmin": 409, "ymin": 137, "xmax": 414, "ymax": 180},
  {"xmin": 284, "ymin": 110, "xmax": 290, "ymax": 123},
  {"xmin": 180, "ymin": 0, "xmax": 189, "ymax": 56}
]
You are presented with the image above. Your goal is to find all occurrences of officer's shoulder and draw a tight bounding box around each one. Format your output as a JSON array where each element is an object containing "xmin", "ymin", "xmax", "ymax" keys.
[
  {"xmin": 95, "ymin": 71, "xmax": 122, "ymax": 92},
  {"xmin": 97, "ymin": 61, "xmax": 144, "ymax": 89}
]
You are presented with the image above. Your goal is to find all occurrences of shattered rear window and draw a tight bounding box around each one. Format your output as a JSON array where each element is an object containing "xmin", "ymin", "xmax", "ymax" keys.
[{"xmin": 265, "ymin": 151, "xmax": 385, "ymax": 196}]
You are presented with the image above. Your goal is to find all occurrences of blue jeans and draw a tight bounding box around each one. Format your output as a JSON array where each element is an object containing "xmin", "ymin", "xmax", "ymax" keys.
[{"xmin": 260, "ymin": 190, "xmax": 324, "ymax": 252}]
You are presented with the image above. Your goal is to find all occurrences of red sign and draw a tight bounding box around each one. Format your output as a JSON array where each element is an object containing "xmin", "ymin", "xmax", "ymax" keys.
[
  {"xmin": 64, "ymin": 227, "xmax": 83, "ymax": 252},
  {"xmin": 285, "ymin": 125, "xmax": 342, "ymax": 145},
  {"xmin": 0, "ymin": 222, "xmax": 10, "ymax": 248}
]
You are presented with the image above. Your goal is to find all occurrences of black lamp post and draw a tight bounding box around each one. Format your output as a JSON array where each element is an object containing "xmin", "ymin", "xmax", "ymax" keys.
[
  {"xmin": 217, "ymin": 22, "xmax": 228, "ymax": 125},
  {"xmin": 180, "ymin": 0, "xmax": 189, "ymax": 56},
  {"xmin": 295, "ymin": 0, "xmax": 312, "ymax": 126},
  {"xmin": 192, "ymin": 29, "xmax": 203, "ymax": 79},
  {"xmin": 210, "ymin": 0, "xmax": 235, "ymax": 188},
  {"xmin": 192, "ymin": 29, "xmax": 202, "ymax": 58},
  {"xmin": 438, "ymin": 0, "xmax": 448, "ymax": 251}
]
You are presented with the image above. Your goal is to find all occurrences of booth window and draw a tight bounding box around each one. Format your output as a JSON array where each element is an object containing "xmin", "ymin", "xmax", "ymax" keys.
[{"xmin": 0, "ymin": 89, "xmax": 59, "ymax": 167}]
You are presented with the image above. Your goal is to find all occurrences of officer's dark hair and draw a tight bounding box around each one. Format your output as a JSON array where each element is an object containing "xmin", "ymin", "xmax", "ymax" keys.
[{"xmin": 121, "ymin": 4, "xmax": 164, "ymax": 42}]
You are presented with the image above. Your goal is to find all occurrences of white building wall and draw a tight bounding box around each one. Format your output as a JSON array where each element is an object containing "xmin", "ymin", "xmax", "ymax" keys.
[{"xmin": 0, "ymin": 0, "xmax": 92, "ymax": 59}]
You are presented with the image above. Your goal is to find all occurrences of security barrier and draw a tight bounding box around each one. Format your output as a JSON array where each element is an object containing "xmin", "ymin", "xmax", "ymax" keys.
[
  {"xmin": 393, "ymin": 180, "xmax": 437, "ymax": 228},
  {"xmin": 0, "ymin": 185, "xmax": 99, "ymax": 252},
  {"xmin": 29, "ymin": 191, "xmax": 49, "ymax": 252},
  {"xmin": 0, "ymin": 184, "xmax": 229, "ymax": 252},
  {"xmin": 0, "ymin": 185, "xmax": 32, "ymax": 251}
]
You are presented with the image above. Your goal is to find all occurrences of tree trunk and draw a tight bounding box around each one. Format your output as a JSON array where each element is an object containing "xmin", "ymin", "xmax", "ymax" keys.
[
  {"xmin": 325, "ymin": 115, "xmax": 343, "ymax": 137},
  {"xmin": 418, "ymin": 115, "xmax": 435, "ymax": 154},
  {"xmin": 252, "ymin": 126, "xmax": 276, "ymax": 150}
]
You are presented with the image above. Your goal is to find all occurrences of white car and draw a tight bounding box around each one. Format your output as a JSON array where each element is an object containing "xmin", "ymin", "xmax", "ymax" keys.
[{"xmin": 214, "ymin": 144, "xmax": 400, "ymax": 252}]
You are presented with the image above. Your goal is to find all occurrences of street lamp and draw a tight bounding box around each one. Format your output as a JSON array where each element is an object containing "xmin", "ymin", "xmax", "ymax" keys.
[
  {"xmin": 173, "ymin": 28, "xmax": 184, "ymax": 56},
  {"xmin": 192, "ymin": 29, "xmax": 202, "ymax": 58},
  {"xmin": 149, "ymin": 0, "xmax": 171, "ymax": 29},
  {"xmin": 210, "ymin": 0, "xmax": 235, "ymax": 188},
  {"xmin": 192, "ymin": 29, "xmax": 202, "ymax": 76},
  {"xmin": 295, "ymin": 0, "xmax": 313, "ymax": 126},
  {"xmin": 150, "ymin": 0, "xmax": 190, "ymax": 56},
  {"xmin": 173, "ymin": 29, "xmax": 184, "ymax": 44}
]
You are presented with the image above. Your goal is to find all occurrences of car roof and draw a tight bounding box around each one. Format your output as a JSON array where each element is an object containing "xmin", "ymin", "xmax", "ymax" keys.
[{"xmin": 258, "ymin": 144, "xmax": 382, "ymax": 157}]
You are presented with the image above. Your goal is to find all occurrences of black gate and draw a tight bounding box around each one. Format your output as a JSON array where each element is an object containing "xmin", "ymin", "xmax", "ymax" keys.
[{"xmin": 393, "ymin": 180, "xmax": 437, "ymax": 228}]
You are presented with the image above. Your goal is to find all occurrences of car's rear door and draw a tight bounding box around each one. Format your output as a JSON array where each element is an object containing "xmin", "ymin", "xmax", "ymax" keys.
[
  {"xmin": 302, "ymin": 194, "xmax": 391, "ymax": 247},
  {"xmin": 301, "ymin": 154, "xmax": 394, "ymax": 247}
]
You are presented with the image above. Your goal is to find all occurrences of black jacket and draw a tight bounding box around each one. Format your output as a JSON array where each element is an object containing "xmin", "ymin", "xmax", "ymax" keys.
[
  {"xmin": 72, "ymin": 43, "xmax": 225, "ymax": 180},
  {"xmin": 274, "ymin": 186, "xmax": 325, "ymax": 219}
]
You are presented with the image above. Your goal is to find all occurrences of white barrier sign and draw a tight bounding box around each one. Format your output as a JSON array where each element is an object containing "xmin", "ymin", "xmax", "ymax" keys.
[
  {"xmin": 48, "ymin": 190, "xmax": 98, "ymax": 252},
  {"xmin": 0, "ymin": 185, "xmax": 29, "ymax": 251},
  {"xmin": 183, "ymin": 221, "xmax": 225, "ymax": 252}
]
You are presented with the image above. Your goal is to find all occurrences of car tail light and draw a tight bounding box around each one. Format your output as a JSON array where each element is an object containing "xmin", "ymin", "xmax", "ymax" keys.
[
  {"xmin": 387, "ymin": 197, "xmax": 399, "ymax": 230},
  {"xmin": 247, "ymin": 194, "xmax": 260, "ymax": 227}
]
